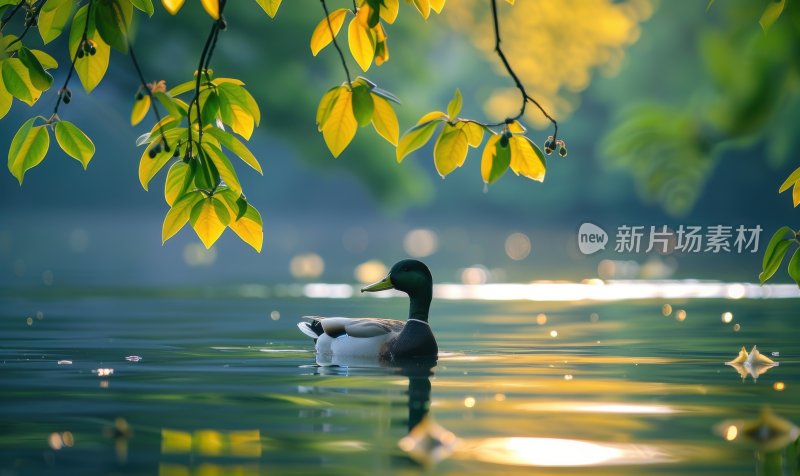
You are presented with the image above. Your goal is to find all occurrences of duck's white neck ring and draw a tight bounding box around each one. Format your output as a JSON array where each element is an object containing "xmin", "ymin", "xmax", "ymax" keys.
[{"xmin": 407, "ymin": 318, "xmax": 430, "ymax": 326}]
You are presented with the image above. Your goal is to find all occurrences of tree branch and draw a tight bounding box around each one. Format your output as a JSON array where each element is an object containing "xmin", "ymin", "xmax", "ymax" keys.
[
  {"xmin": 128, "ymin": 44, "xmax": 170, "ymax": 149},
  {"xmin": 321, "ymin": 0, "xmax": 352, "ymax": 87},
  {"xmin": 52, "ymin": 0, "xmax": 94, "ymax": 118},
  {"xmin": 186, "ymin": 0, "xmax": 227, "ymax": 189},
  {"xmin": 488, "ymin": 0, "xmax": 558, "ymax": 141}
]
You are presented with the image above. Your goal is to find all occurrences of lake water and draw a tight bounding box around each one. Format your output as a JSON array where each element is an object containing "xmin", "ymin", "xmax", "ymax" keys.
[{"xmin": 1, "ymin": 285, "xmax": 798, "ymax": 475}]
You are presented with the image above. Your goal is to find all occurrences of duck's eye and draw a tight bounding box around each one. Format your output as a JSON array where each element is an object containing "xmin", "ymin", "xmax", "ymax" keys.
[{"xmin": 401, "ymin": 267, "xmax": 408, "ymax": 272}]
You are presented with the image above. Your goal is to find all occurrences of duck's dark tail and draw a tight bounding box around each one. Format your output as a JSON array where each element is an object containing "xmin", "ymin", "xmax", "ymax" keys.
[{"xmin": 297, "ymin": 316, "xmax": 324, "ymax": 340}]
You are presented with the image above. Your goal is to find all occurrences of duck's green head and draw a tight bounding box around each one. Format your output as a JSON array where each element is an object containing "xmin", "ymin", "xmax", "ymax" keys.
[{"xmin": 361, "ymin": 259, "xmax": 433, "ymax": 296}]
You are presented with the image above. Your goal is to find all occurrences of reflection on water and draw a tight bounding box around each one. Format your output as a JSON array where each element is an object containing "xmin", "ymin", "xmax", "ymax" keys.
[{"xmin": 0, "ymin": 293, "xmax": 798, "ymax": 475}]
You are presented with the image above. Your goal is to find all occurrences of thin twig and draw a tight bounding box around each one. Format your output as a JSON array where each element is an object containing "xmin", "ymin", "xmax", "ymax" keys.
[
  {"xmin": 187, "ymin": 0, "xmax": 226, "ymax": 163},
  {"xmin": 488, "ymin": 0, "xmax": 558, "ymax": 140},
  {"xmin": 321, "ymin": 0, "xmax": 352, "ymax": 87},
  {"xmin": 129, "ymin": 45, "xmax": 169, "ymax": 149},
  {"xmin": 5, "ymin": 0, "xmax": 45, "ymax": 48},
  {"xmin": 111, "ymin": 0, "xmax": 170, "ymax": 149},
  {"xmin": 52, "ymin": 0, "xmax": 94, "ymax": 118},
  {"xmin": 0, "ymin": 0, "xmax": 25, "ymax": 32}
]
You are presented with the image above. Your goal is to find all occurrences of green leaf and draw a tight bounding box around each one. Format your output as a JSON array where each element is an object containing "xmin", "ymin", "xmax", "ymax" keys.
[
  {"xmin": 38, "ymin": 0, "xmax": 73, "ymax": 44},
  {"xmin": 153, "ymin": 91, "xmax": 186, "ymax": 120},
  {"xmin": 201, "ymin": 91, "xmax": 220, "ymax": 126},
  {"xmin": 759, "ymin": 0, "xmax": 785, "ymax": 32},
  {"xmin": 396, "ymin": 119, "xmax": 441, "ymax": 163},
  {"xmin": 8, "ymin": 118, "xmax": 50, "ymax": 184},
  {"xmin": 351, "ymin": 84, "xmax": 374, "ymax": 127},
  {"xmin": 30, "ymin": 50, "xmax": 59, "ymax": 69},
  {"xmin": 1, "ymin": 58, "xmax": 40, "ymax": 106},
  {"xmin": 759, "ymin": 226, "xmax": 795, "ymax": 284},
  {"xmin": 94, "ymin": 0, "xmax": 132, "ymax": 52},
  {"xmin": 69, "ymin": 5, "xmax": 111, "ymax": 92},
  {"xmin": 217, "ymin": 82, "xmax": 260, "ymax": 125},
  {"xmin": 204, "ymin": 127, "xmax": 262, "ymax": 174},
  {"xmin": 0, "ymin": 34, "xmax": 21, "ymax": 53},
  {"xmin": 217, "ymin": 83, "xmax": 258, "ymax": 140},
  {"xmin": 788, "ymin": 247, "xmax": 800, "ymax": 287},
  {"xmin": 18, "ymin": 47, "xmax": 53, "ymax": 91},
  {"xmin": 779, "ymin": 166, "xmax": 800, "ymax": 193},
  {"xmin": 481, "ymin": 134, "xmax": 511, "ymax": 184},
  {"xmin": 167, "ymin": 79, "xmax": 200, "ymax": 97},
  {"xmin": 255, "ymin": 0, "xmax": 282, "ymax": 18},
  {"xmin": 164, "ymin": 161, "xmax": 192, "ymax": 205},
  {"xmin": 162, "ymin": 191, "xmax": 203, "ymax": 243},
  {"xmin": 433, "ymin": 125, "xmax": 468, "ymax": 177},
  {"xmin": 447, "ymin": 88, "xmax": 462, "ymax": 119},
  {"xmin": 0, "ymin": 79, "xmax": 12, "ymax": 120},
  {"xmin": 54, "ymin": 120, "xmax": 95, "ymax": 169},
  {"xmin": 130, "ymin": 0, "xmax": 155, "ymax": 16},
  {"xmin": 202, "ymin": 142, "xmax": 242, "ymax": 196}
]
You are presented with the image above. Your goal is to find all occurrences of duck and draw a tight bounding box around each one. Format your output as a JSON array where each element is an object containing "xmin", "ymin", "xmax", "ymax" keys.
[{"xmin": 298, "ymin": 259, "xmax": 438, "ymax": 365}]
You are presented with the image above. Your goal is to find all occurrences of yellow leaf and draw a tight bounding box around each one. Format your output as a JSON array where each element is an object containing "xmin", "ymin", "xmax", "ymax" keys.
[
  {"xmin": 374, "ymin": 23, "xmax": 389, "ymax": 66},
  {"xmin": 430, "ymin": 0, "xmax": 445, "ymax": 14},
  {"xmin": 130, "ymin": 94, "xmax": 151, "ymax": 126},
  {"xmin": 779, "ymin": 166, "xmax": 800, "ymax": 193},
  {"xmin": 230, "ymin": 204, "xmax": 264, "ymax": 253},
  {"xmin": 370, "ymin": 94, "xmax": 399, "ymax": 146},
  {"xmin": 200, "ymin": 0, "xmax": 219, "ymax": 19},
  {"xmin": 507, "ymin": 120, "xmax": 526, "ymax": 133},
  {"xmin": 416, "ymin": 111, "xmax": 447, "ymax": 125},
  {"xmin": 348, "ymin": 14, "xmax": 375, "ymax": 72},
  {"xmin": 413, "ymin": 0, "xmax": 430, "ymax": 19},
  {"xmin": 794, "ymin": 182, "xmax": 800, "ymax": 207},
  {"xmin": 317, "ymin": 86, "xmax": 343, "ymax": 131},
  {"xmin": 509, "ymin": 135, "xmax": 546, "ymax": 182},
  {"xmin": 228, "ymin": 104, "xmax": 255, "ymax": 140},
  {"xmin": 433, "ymin": 125, "xmax": 468, "ymax": 177},
  {"xmin": 162, "ymin": 191, "xmax": 202, "ymax": 243},
  {"xmin": 459, "ymin": 121, "xmax": 484, "ymax": 148},
  {"xmin": 505, "ymin": 0, "xmax": 515, "ymax": 4},
  {"xmin": 322, "ymin": 87, "xmax": 357, "ymax": 157},
  {"xmin": 310, "ymin": 8, "xmax": 348, "ymax": 56},
  {"xmin": 160, "ymin": 0, "xmax": 185, "ymax": 15},
  {"xmin": 380, "ymin": 0, "xmax": 399, "ymax": 23},
  {"xmin": 255, "ymin": 0, "xmax": 282, "ymax": 18},
  {"xmin": 216, "ymin": 189, "xmax": 264, "ymax": 252},
  {"xmin": 190, "ymin": 197, "xmax": 229, "ymax": 249}
]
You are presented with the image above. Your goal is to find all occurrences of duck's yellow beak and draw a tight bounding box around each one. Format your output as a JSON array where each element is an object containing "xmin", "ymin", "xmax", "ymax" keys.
[{"xmin": 361, "ymin": 274, "xmax": 394, "ymax": 293}]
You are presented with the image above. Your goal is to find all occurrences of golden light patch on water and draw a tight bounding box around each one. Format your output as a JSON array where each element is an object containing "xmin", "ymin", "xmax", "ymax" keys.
[
  {"xmin": 454, "ymin": 437, "xmax": 679, "ymax": 467},
  {"xmin": 431, "ymin": 376, "xmax": 712, "ymax": 399},
  {"xmin": 516, "ymin": 401, "xmax": 679, "ymax": 415},
  {"xmin": 675, "ymin": 309, "xmax": 687, "ymax": 321},
  {"xmin": 464, "ymin": 397, "xmax": 476, "ymax": 408},
  {"xmin": 438, "ymin": 353, "xmax": 675, "ymax": 366},
  {"xmin": 774, "ymin": 382, "xmax": 785, "ymax": 391}
]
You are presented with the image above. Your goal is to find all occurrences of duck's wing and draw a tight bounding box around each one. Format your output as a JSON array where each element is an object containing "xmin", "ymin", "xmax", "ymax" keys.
[{"xmin": 301, "ymin": 316, "xmax": 404, "ymax": 338}]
